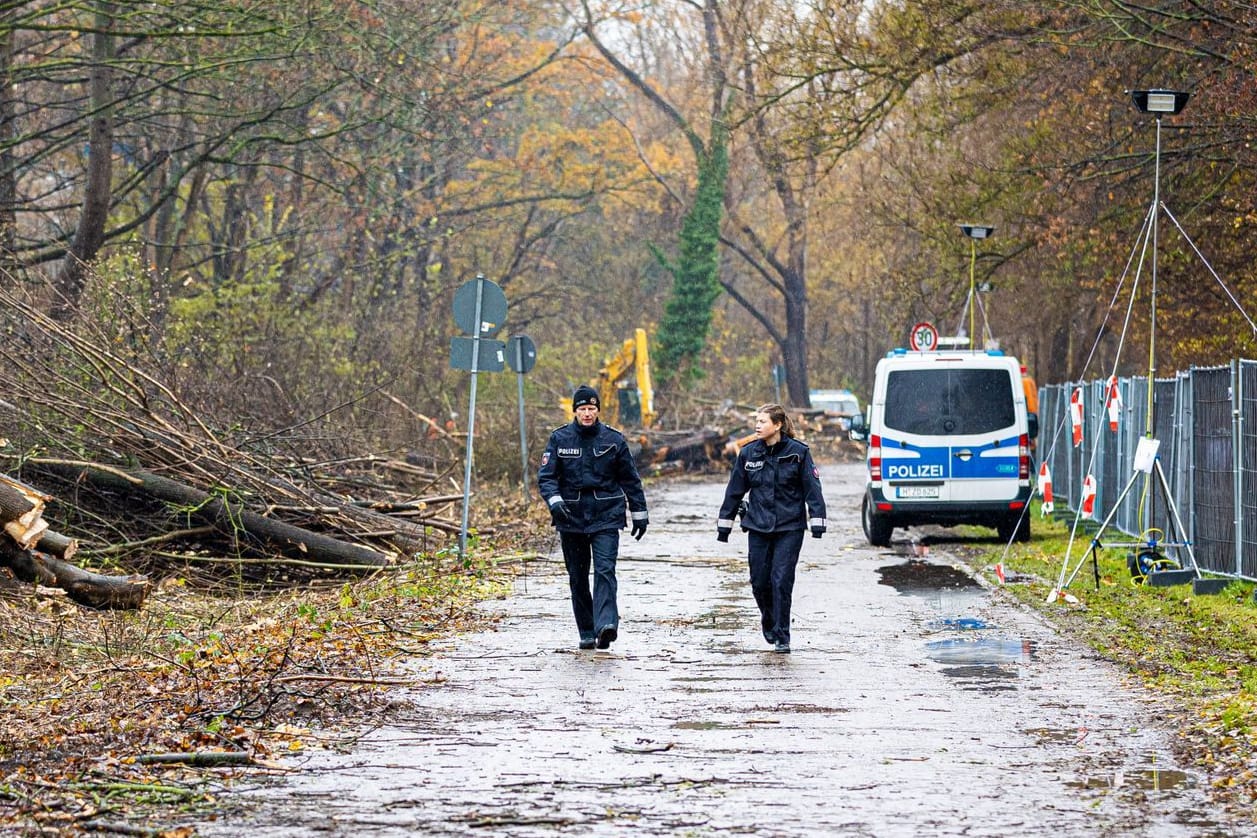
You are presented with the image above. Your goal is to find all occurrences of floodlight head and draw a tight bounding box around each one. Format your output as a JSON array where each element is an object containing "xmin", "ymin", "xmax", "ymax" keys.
[
  {"xmin": 959, "ymin": 224, "xmax": 995, "ymax": 240},
  {"xmin": 1129, "ymin": 89, "xmax": 1190, "ymax": 116}
]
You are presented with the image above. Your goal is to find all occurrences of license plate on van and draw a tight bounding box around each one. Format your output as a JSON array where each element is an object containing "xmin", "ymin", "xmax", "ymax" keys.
[{"xmin": 897, "ymin": 485, "xmax": 940, "ymax": 499}]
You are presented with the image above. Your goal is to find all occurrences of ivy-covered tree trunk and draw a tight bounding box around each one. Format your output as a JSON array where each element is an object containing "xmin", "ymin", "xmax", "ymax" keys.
[{"xmin": 653, "ymin": 133, "xmax": 729, "ymax": 389}]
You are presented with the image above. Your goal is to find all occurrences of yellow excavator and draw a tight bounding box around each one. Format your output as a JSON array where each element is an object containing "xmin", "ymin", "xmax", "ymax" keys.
[{"xmin": 560, "ymin": 328, "xmax": 656, "ymax": 429}]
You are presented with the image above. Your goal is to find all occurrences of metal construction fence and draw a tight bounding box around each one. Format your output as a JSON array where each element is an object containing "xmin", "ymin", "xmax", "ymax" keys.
[{"xmin": 1038, "ymin": 359, "xmax": 1257, "ymax": 580}]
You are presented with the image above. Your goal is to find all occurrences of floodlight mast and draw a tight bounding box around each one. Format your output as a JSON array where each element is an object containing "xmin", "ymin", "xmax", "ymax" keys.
[
  {"xmin": 959, "ymin": 224, "xmax": 995, "ymax": 351},
  {"xmin": 1129, "ymin": 89, "xmax": 1190, "ymax": 438},
  {"xmin": 1052, "ymin": 89, "xmax": 1203, "ymax": 596}
]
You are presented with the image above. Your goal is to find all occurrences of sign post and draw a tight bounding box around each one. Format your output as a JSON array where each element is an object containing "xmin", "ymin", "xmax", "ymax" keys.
[
  {"xmin": 450, "ymin": 275, "xmax": 507, "ymax": 562},
  {"xmin": 772, "ymin": 363, "xmax": 785, "ymax": 404},
  {"xmin": 506, "ymin": 334, "xmax": 538, "ymax": 501}
]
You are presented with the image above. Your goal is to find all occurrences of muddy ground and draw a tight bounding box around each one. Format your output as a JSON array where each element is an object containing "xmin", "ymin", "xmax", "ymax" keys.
[{"xmin": 203, "ymin": 464, "xmax": 1238, "ymax": 836}]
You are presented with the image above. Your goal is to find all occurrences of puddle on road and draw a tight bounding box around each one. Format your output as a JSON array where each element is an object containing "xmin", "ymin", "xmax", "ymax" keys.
[
  {"xmin": 925, "ymin": 616, "xmax": 991, "ymax": 631},
  {"xmin": 925, "ymin": 637, "xmax": 1035, "ymax": 665},
  {"xmin": 926, "ymin": 636, "xmax": 1034, "ymax": 691},
  {"xmin": 877, "ymin": 561, "xmax": 1038, "ymax": 691},
  {"xmin": 1068, "ymin": 768, "xmax": 1193, "ymax": 791},
  {"xmin": 877, "ymin": 559, "xmax": 987, "ymax": 615},
  {"xmin": 877, "ymin": 559, "xmax": 980, "ymax": 593}
]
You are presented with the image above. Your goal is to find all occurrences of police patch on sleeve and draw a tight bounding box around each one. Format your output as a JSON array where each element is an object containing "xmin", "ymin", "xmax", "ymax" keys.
[
  {"xmin": 541, "ymin": 451, "xmax": 550, "ymax": 466},
  {"xmin": 812, "ymin": 466, "xmax": 820, "ymax": 478}
]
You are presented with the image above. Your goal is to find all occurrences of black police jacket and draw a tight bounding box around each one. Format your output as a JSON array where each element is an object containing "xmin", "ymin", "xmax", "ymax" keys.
[
  {"xmin": 717, "ymin": 437, "xmax": 827, "ymax": 534},
  {"xmin": 537, "ymin": 420, "xmax": 648, "ymax": 534}
]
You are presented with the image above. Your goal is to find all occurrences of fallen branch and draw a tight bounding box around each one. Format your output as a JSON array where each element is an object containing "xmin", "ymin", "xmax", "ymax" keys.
[
  {"xmin": 612, "ymin": 742, "xmax": 675, "ymax": 754},
  {"xmin": 85, "ymin": 526, "xmax": 216, "ymax": 556},
  {"xmin": 135, "ymin": 750, "xmax": 254, "ymax": 767},
  {"xmin": 269, "ymin": 673, "xmax": 418, "ymax": 686},
  {"xmin": 78, "ymin": 821, "xmax": 162, "ymax": 837}
]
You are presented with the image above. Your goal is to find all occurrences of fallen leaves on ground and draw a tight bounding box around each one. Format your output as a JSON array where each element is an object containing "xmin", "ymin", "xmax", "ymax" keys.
[{"xmin": 0, "ymin": 501, "xmax": 556, "ymax": 835}]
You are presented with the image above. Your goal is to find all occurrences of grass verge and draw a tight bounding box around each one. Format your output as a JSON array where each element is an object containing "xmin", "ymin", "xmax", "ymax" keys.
[{"xmin": 953, "ymin": 501, "xmax": 1257, "ymax": 819}]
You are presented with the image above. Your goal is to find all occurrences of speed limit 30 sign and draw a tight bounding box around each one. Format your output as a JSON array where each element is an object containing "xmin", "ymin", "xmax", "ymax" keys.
[{"xmin": 909, "ymin": 321, "xmax": 938, "ymax": 352}]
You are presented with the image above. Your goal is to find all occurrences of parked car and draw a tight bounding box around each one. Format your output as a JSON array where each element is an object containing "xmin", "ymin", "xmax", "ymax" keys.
[{"xmin": 808, "ymin": 389, "xmax": 860, "ymax": 430}]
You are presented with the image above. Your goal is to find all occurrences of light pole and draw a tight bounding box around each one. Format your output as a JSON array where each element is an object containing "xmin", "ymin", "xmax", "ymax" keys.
[
  {"xmin": 1129, "ymin": 89, "xmax": 1190, "ymax": 439},
  {"xmin": 959, "ymin": 224, "xmax": 995, "ymax": 350}
]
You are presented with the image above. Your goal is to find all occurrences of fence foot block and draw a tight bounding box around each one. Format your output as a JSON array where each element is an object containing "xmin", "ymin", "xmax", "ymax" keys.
[
  {"xmin": 1146, "ymin": 569, "xmax": 1196, "ymax": 587},
  {"xmin": 1193, "ymin": 578, "xmax": 1231, "ymax": 596}
]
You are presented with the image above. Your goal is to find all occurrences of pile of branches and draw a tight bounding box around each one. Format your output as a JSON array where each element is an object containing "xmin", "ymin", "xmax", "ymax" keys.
[{"xmin": 0, "ymin": 282, "xmax": 473, "ymax": 609}]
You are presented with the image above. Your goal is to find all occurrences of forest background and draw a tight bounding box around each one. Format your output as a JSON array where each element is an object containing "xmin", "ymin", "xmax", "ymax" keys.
[
  {"xmin": 1, "ymin": 0, "xmax": 1255, "ymax": 481},
  {"xmin": 2, "ymin": 4, "xmax": 1257, "ymax": 828}
]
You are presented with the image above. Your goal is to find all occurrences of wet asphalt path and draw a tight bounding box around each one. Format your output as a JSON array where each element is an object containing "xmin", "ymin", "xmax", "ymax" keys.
[{"xmin": 211, "ymin": 464, "xmax": 1235, "ymax": 837}]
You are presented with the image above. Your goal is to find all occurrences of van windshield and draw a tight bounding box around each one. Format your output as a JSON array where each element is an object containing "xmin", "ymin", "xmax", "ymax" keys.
[{"xmin": 884, "ymin": 368, "xmax": 1016, "ymax": 436}]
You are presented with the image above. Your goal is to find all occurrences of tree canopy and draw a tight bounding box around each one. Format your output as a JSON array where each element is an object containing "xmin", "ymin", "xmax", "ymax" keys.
[{"xmin": 0, "ymin": 0, "xmax": 1252, "ymax": 453}]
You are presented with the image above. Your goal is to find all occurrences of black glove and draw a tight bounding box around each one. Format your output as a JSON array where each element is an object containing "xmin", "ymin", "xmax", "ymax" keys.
[
  {"xmin": 549, "ymin": 500, "xmax": 573, "ymax": 525},
  {"xmin": 717, "ymin": 527, "xmax": 730, "ymax": 543},
  {"xmin": 736, "ymin": 500, "xmax": 748, "ymax": 519},
  {"xmin": 631, "ymin": 522, "xmax": 647, "ymax": 540},
  {"xmin": 811, "ymin": 526, "xmax": 825, "ymax": 539}
]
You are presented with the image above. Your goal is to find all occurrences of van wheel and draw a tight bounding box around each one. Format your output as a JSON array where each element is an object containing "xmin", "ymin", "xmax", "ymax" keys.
[
  {"xmin": 998, "ymin": 514, "xmax": 1031, "ymax": 543},
  {"xmin": 862, "ymin": 496, "xmax": 893, "ymax": 547}
]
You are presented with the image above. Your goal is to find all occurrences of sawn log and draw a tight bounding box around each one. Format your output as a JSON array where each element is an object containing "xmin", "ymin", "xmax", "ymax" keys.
[{"xmin": 58, "ymin": 465, "xmax": 392, "ymax": 569}]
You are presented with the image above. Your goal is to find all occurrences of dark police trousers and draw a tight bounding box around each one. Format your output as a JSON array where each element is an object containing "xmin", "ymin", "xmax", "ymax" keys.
[
  {"xmin": 560, "ymin": 529, "xmax": 619, "ymax": 644},
  {"xmin": 747, "ymin": 529, "xmax": 804, "ymax": 645}
]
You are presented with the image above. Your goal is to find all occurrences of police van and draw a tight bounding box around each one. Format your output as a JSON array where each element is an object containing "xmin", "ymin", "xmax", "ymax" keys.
[{"xmin": 849, "ymin": 348, "xmax": 1037, "ymax": 546}]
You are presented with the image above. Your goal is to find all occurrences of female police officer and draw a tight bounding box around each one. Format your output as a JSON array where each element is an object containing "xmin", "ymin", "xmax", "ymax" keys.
[
  {"xmin": 717, "ymin": 403, "xmax": 826, "ymax": 653},
  {"xmin": 538, "ymin": 385, "xmax": 648, "ymax": 650}
]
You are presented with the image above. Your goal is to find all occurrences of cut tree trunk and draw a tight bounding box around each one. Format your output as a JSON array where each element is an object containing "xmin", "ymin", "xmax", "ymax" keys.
[
  {"xmin": 642, "ymin": 429, "xmax": 728, "ymax": 470},
  {"xmin": 33, "ymin": 528, "xmax": 79, "ymax": 561},
  {"xmin": 0, "ymin": 537, "xmax": 150, "ymax": 609},
  {"xmin": 0, "ymin": 473, "xmax": 51, "ymax": 548},
  {"xmin": 42, "ymin": 464, "xmax": 392, "ymax": 569},
  {"xmin": 0, "ymin": 472, "xmax": 148, "ymax": 608}
]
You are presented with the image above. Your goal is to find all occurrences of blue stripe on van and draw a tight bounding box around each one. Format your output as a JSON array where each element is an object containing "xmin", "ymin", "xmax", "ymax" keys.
[
  {"xmin": 951, "ymin": 435, "xmax": 1021, "ymax": 480},
  {"xmin": 881, "ymin": 435, "xmax": 1020, "ymax": 481},
  {"xmin": 881, "ymin": 437, "xmax": 949, "ymax": 481}
]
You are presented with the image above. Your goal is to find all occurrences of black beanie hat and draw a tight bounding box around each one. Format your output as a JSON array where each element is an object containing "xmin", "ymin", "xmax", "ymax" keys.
[{"xmin": 572, "ymin": 385, "xmax": 600, "ymax": 410}]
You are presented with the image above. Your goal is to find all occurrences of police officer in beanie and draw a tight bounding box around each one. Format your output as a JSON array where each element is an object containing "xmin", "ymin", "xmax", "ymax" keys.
[
  {"xmin": 538, "ymin": 384, "xmax": 649, "ymax": 650},
  {"xmin": 717, "ymin": 403, "xmax": 826, "ymax": 653}
]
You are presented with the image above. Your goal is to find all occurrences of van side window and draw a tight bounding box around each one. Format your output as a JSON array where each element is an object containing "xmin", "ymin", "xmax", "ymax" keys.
[{"xmin": 884, "ymin": 369, "xmax": 1016, "ymax": 436}]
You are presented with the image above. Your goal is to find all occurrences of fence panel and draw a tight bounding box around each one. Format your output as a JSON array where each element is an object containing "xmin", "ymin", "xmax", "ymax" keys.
[
  {"xmin": 1191, "ymin": 366, "xmax": 1235, "ymax": 575},
  {"xmin": 1241, "ymin": 361, "xmax": 1257, "ymax": 579},
  {"xmin": 1040, "ymin": 384, "xmax": 1070, "ymax": 510},
  {"xmin": 1150, "ymin": 376, "xmax": 1188, "ymax": 544},
  {"xmin": 1115, "ymin": 376, "xmax": 1144, "ymax": 533}
]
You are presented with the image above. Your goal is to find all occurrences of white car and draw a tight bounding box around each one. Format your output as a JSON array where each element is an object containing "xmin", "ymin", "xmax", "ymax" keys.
[{"xmin": 809, "ymin": 389, "xmax": 860, "ymax": 430}]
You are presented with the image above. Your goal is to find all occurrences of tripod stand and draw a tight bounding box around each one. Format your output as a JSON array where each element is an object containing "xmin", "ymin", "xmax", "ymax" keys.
[
  {"xmin": 1050, "ymin": 90, "xmax": 1192, "ymax": 598},
  {"xmin": 1060, "ymin": 437, "xmax": 1199, "ymax": 591}
]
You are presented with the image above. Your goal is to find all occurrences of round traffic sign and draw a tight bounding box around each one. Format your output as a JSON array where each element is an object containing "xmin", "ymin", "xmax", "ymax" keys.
[
  {"xmin": 506, "ymin": 334, "xmax": 537, "ymax": 374},
  {"xmin": 909, "ymin": 321, "xmax": 938, "ymax": 352},
  {"xmin": 453, "ymin": 275, "xmax": 508, "ymax": 337}
]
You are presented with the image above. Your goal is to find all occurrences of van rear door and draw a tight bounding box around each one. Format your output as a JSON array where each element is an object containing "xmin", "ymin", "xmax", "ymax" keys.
[{"xmin": 880, "ymin": 364, "xmax": 1021, "ymax": 503}]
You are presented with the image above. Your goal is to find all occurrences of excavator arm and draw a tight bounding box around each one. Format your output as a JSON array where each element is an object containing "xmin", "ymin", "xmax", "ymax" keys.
[
  {"xmin": 597, "ymin": 328, "xmax": 654, "ymax": 428},
  {"xmin": 561, "ymin": 328, "xmax": 655, "ymax": 428}
]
